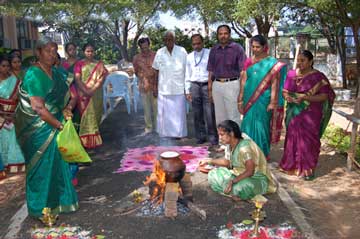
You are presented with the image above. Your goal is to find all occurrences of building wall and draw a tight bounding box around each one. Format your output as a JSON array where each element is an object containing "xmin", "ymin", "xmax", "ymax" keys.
[
  {"xmin": 0, "ymin": 15, "xmax": 39, "ymax": 56},
  {"xmin": 2, "ymin": 15, "xmax": 17, "ymax": 48}
]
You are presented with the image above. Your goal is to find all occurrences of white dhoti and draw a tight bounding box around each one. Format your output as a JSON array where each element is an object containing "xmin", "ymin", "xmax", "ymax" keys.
[{"xmin": 157, "ymin": 94, "xmax": 187, "ymax": 137}]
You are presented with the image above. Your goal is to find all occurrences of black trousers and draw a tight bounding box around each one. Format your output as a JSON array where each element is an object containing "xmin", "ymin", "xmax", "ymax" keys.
[{"xmin": 190, "ymin": 82, "xmax": 218, "ymax": 143}]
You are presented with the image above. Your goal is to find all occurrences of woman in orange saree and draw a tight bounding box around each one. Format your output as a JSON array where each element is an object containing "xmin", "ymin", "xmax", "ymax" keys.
[{"xmin": 73, "ymin": 43, "xmax": 108, "ymax": 149}]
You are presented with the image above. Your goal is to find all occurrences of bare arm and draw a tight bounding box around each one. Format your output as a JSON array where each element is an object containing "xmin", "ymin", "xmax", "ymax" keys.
[
  {"xmin": 74, "ymin": 72, "xmax": 93, "ymax": 96},
  {"xmin": 153, "ymin": 69, "xmax": 158, "ymax": 97},
  {"xmin": 208, "ymin": 71, "xmax": 213, "ymax": 102},
  {"xmin": 62, "ymin": 89, "xmax": 78, "ymax": 119},
  {"xmin": 282, "ymin": 89, "xmax": 296, "ymax": 103},
  {"xmin": 232, "ymin": 160, "xmax": 255, "ymax": 183},
  {"xmin": 224, "ymin": 159, "xmax": 255, "ymax": 194},
  {"xmin": 237, "ymin": 71, "xmax": 247, "ymax": 114},
  {"xmin": 67, "ymin": 91, "xmax": 78, "ymax": 111},
  {"xmin": 91, "ymin": 73, "xmax": 106, "ymax": 92},
  {"xmin": 30, "ymin": 96, "xmax": 62, "ymax": 129},
  {"xmin": 301, "ymin": 93, "xmax": 328, "ymax": 103},
  {"xmin": 199, "ymin": 157, "xmax": 230, "ymax": 168}
]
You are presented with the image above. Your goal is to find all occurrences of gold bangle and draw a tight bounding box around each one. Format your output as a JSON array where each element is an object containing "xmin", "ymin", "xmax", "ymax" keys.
[{"xmin": 57, "ymin": 124, "xmax": 64, "ymax": 131}]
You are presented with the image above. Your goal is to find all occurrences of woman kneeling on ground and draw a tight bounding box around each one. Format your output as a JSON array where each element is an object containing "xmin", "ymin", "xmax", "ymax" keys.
[{"xmin": 199, "ymin": 120, "xmax": 277, "ymax": 200}]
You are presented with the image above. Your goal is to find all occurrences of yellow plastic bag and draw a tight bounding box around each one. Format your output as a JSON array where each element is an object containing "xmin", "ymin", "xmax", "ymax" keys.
[{"xmin": 56, "ymin": 120, "xmax": 92, "ymax": 163}]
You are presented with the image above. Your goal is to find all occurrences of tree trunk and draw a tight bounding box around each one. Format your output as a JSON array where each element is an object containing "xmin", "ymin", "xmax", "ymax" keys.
[
  {"xmin": 203, "ymin": 17, "xmax": 209, "ymax": 38},
  {"xmin": 129, "ymin": 34, "xmax": 141, "ymax": 62},
  {"xmin": 231, "ymin": 21, "xmax": 252, "ymax": 38},
  {"xmin": 352, "ymin": 24, "xmax": 360, "ymax": 97},
  {"xmin": 336, "ymin": 28, "xmax": 347, "ymax": 89},
  {"xmin": 121, "ymin": 19, "xmax": 130, "ymax": 62},
  {"xmin": 254, "ymin": 16, "xmax": 271, "ymax": 37}
]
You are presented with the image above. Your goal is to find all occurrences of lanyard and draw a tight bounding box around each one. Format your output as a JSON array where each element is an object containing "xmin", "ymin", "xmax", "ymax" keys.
[{"xmin": 194, "ymin": 50, "xmax": 205, "ymax": 67}]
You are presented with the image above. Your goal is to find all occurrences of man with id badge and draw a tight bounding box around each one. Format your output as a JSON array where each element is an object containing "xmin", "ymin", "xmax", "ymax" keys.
[{"xmin": 185, "ymin": 34, "xmax": 217, "ymax": 145}]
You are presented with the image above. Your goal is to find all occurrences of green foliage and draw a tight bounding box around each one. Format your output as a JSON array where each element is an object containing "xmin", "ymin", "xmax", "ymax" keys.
[
  {"xmin": 174, "ymin": 28, "xmax": 192, "ymax": 53},
  {"xmin": 144, "ymin": 26, "xmax": 219, "ymax": 53},
  {"xmin": 0, "ymin": 48, "xmax": 11, "ymax": 56},
  {"xmin": 144, "ymin": 27, "xmax": 192, "ymax": 52},
  {"xmin": 323, "ymin": 124, "xmax": 360, "ymax": 159},
  {"xmin": 143, "ymin": 26, "xmax": 168, "ymax": 52}
]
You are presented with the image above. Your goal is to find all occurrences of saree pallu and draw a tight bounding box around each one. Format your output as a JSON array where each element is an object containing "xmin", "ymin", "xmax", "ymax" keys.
[
  {"xmin": 0, "ymin": 75, "xmax": 25, "ymax": 171},
  {"xmin": 241, "ymin": 57, "xmax": 287, "ymax": 157},
  {"xmin": 15, "ymin": 66, "xmax": 78, "ymax": 218},
  {"xmin": 13, "ymin": 70, "xmax": 25, "ymax": 82},
  {"xmin": 279, "ymin": 70, "xmax": 335, "ymax": 177},
  {"xmin": 208, "ymin": 139, "xmax": 276, "ymax": 200},
  {"xmin": 62, "ymin": 60, "xmax": 76, "ymax": 73},
  {"xmin": 73, "ymin": 60, "xmax": 108, "ymax": 148}
]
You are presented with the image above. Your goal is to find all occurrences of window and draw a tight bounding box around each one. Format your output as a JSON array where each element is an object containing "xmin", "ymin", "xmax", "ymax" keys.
[{"xmin": 16, "ymin": 19, "xmax": 27, "ymax": 38}]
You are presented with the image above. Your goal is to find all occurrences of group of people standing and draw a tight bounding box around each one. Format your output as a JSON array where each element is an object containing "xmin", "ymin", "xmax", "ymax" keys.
[
  {"xmin": 134, "ymin": 24, "xmax": 335, "ymax": 200},
  {"xmin": 0, "ymin": 22, "xmax": 335, "ymax": 218},
  {"xmin": 0, "ymin": 38, "xmax": 108, "ymax": 218},
  {"xmin": 0, "ymin": 50, "xmax": 26, "ymax": 181}
]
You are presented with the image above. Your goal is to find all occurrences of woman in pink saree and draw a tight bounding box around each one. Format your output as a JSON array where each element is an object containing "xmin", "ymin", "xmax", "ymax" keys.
[
  {"xmin": 73, "ymin": 43, "xmax": 108, "ymax": 149},
  {"xmin": 279, "ymin": 50, "xmax": 335, "ymax": 180}
]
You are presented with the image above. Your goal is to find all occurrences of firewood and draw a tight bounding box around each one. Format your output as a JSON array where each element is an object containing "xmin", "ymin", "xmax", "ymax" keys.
[{"xmin": 179, "ymin": 198, "xmax": 206, "ymax": 221}]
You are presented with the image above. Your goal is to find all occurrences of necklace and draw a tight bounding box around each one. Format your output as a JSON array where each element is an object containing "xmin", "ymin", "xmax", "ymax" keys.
[
  {"xmin": 194, "ymin": 49, "xmax": 205, "ymax": 67},
  {"xmin": 38, "ymin": 62, "xmax": 52, "ymax": 79},
  {"xmin": 295, "ymin": 69, "xmax": 314, "ymax": 85}
]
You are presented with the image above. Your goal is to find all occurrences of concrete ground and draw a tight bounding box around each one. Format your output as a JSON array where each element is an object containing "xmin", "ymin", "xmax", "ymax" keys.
[{"xmin": 0, "ymin": 98, "xmax": 359, "ymax": 239}]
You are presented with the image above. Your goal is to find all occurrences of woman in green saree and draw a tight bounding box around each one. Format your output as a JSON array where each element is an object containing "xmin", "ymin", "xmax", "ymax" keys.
[
  {"xmin": 200, "ymin": 120, "xmax": 276, "ymax": 200},
  {"xmin": 73, "ymin": 43, "xmax": 108, "ymax": 149},
  {"xmin": 15, "ymin": 38, "xmax": 78, "ymax": 218},
  {"xmin": 238, "ymin": 35, "xmax": 287, "ymax": 158}
]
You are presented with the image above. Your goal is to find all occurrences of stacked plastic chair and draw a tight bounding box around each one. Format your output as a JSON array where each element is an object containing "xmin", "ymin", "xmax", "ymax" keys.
[
  {"xmin": 102, "ymin": 71, "xmax": 131, "ymax": 115},
  {"xmin": 132, "ymin": 75, "xmax": 141, "ymax": 113}
]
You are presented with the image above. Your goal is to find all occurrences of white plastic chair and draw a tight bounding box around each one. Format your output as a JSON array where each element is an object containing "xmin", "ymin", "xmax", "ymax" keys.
[
  {"xmin": 103, "ymin": 71, "xmax": 131, "ymax": 115},
  {"xmin": 132, "ymin": 75, "xmax": 141, "ymax": 113}
]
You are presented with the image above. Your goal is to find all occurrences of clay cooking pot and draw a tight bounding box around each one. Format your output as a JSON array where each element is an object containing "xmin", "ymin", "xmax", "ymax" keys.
[{"xmin": 159, "ymin": 151, "xmax": 186, "ymax": 182}]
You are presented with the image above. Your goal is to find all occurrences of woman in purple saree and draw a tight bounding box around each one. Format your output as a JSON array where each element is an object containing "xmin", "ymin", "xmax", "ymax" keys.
[{"xmin": 279, "ymin": 50, "xmax": 335, "ymax": 180}]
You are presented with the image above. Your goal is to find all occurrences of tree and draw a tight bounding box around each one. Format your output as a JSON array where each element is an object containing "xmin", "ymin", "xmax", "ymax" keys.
[
  {"xmin": 233, "ymin": 0, "xmax": 286, "ymax": 37},
  {"xmin": 101, "ymin": 0, "xmax": 166, "ymax": 61},
  {"xmin": 282, "ymin": 5, "xmax": 349, "ymax": 88},
  {"xmin": 291, "ymin": 0, "xmax": 360, "ymax": 95},
  {"xmin": 170, "ymin": 0, "xmax": 222, "ymax": 38},
  {"xmin": 173, "ymin": 0, "xmax": 285, "ymax": 39},
  {"xmin": 1, "ymin": 1, "xmax": 168, "ymax": 61}
]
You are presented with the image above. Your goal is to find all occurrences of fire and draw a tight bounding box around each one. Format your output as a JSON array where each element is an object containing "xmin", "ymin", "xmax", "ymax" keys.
[{"xmin": 143, "ymin": 160, "xmax": 166, "ymax": 204}]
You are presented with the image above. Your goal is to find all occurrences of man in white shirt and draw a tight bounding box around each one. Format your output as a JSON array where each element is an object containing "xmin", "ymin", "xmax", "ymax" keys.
[
  {"xmin": 185, "ymin": 34, "xmax": 217, "ymax": 145},
  {"xmin": 152, "ymin": 31, "xmax": 188, "ymax": 138}
]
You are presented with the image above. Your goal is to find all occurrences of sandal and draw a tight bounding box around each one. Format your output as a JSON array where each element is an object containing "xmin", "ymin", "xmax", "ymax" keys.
[{"xmin": 304, "ymin": 174, "xmax": 315, "ymax": 181}]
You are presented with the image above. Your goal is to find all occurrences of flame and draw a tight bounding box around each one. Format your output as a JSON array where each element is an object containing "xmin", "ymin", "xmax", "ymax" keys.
[{"xmin": 143, "ymin": 160, "xmax": 166, "ymax": 204}]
